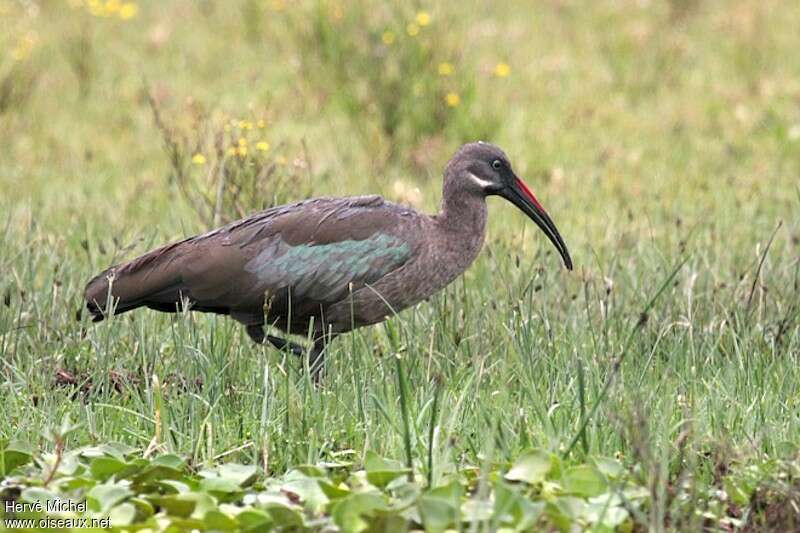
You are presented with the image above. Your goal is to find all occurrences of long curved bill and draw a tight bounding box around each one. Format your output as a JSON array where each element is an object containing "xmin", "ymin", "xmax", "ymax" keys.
[{"xmin": 500, "ymin": 176, "xmax": 573, "ymax": 270}]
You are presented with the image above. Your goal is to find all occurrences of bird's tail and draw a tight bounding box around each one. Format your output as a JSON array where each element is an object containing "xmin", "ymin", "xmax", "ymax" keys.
[{"xmin": 84, "ymin": 241, "xmax": 186, "ymax": 322}]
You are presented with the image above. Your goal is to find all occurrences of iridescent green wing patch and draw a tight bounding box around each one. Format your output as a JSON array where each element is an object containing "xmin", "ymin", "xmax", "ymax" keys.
[{"xmin": 245, "ymin": 233, "xmax": 411, "ymax": 302}]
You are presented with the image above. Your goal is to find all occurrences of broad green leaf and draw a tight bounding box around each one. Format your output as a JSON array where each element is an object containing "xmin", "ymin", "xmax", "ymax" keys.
[
  {"xmin": 518, "ymin": 500, "xmax": 546, "ymax": 530},
  {"xmin": 261, "ymin": 501, "xmax": 304, "ymax": 528},
  {"xmin": 419, "ymin": 494, "xmax": 458, "ymax": 532},
  {"xmin": 218, "ymin": 463, "xmax": 258, "ymax": 486},
  {"xmin": 90, "ymin": 456, "xmax": 128, "ymax": 481},
  {"xmin": 205, "ymin": 509, "xmax": 239, "ymax": 531},
  {"xmin": 494, "ymin": 481, "xmax": 521, "ymax": 525},
  {"xmin": 129, "ymin": 496, "xmax": 155, "ymax": 518},
  {"xmin": 199, "ymin": 476, "xmax": 243, "ymax": 496},
  {"xmin": 149, "ymin": 494, "xmax": 196, "ymax": 518},
  {"xmin": 157, "ymin": 479, "xmax": 192, "ymax": 494},
  {"xmin": 152, "ymin": 454, "xmax": 186, "ymax": 470},
  {"xmin": 237, "ymin": 508, "xmax": 273, "ymax": 530},
  {"xmin": 545, "ymin": 497, "xmax": 587, "ymax": 532},
  {"xmin": 428, "ymin": 481, "xmax": 462, "ymax": 500},
  {"xmin": 331, "ymin": 492, "xmax": 388, "ymax": 533},
  {"xmin": 164, "ymin": 517, "xmax": 207, "ymax": 530},
  {"xmin": 132, "ymin": 462, "xmax": 185, "ymax": 485},
  {"xmin": 592, "ymin": 457, "xmax": 624, "ymax": 480},
  {"xmin": 110, "ymin": 459, "xmax": 149, "ymax": 480},
  {"xmin": 108, "ymin": 502, "xmax": 137, "ymax": 526},
  {"xmin": 364, "ymin": 451, "xmax": 408, "ymax": 488},
  {"xmin": 60, "ymin": 476, "xmax": 96, "ymax": 491},
  {"xmin": 21, "ymin": 487, "xmax": 58, "ymax": 509},
  {"xmin": 281, "ymin": 477, "xmax": 329, "ymax": 513},
  {"xmin": 505, "ymin": 450, "xmax": 552, "ymax": 485},
  {"xmin": 418, "ymin": 481, "xmax": 463, "ymax": 532},
  {"xmin": 148, "ymin": 492, "xmax": 216, "ymax": 519},
  {"xmin": 199, "ymin": 477, "xmax": 243, "ymax": 502},
  {"xmin": 364, "ymin": 450, "xmax": 404, "ymax": 472},
  {"xmin": 186, "ymin": 492, "xmax": 220, "ymax": 519},
  {"xmin": 86, "ymin": 483, "xmax": 133, "ymax": 513},
  {"xmin": 0, "ymin": 440, "xmax": 34, "ymax": 476},
  {"xmin": 389, "ymin": 480, "xmax": 421, "ymax": 510},
  {"xmin": 319, "ymin": 479, "xmax": 351, "ymax": 500},
  {"xmin": 585, "ymin": 495, "xmax": 629, "ymax": 529},
  {"xmin": 562, "ymin": 465, "xmax": 607, "ymax": 497}
]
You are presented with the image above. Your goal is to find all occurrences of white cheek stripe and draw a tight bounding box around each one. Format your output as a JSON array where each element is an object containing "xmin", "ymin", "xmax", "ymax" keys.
[{"xmin": 467, "ymin": 172, "xmax": 495, "ymax": 190}]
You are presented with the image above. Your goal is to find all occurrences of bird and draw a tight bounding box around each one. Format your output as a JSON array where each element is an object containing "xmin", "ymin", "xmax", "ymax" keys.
[{"xmin": 84, "ymin": 142, "xmax": 572, "ymax": 378}]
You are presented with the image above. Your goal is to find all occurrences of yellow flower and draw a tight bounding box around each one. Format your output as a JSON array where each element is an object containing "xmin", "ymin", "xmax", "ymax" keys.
[
  {"xmin": 415, "ymin": 11, "xmax": 431, "ymax": 26},
  {"xmin": 437, "ymin": 62, "xmax": 454, "ymax": 76},
  {"xmin": 226, "ymin": 147, "xmax": 237, "ymax": 156},
  {"xmin": 445, "ymin": 92, "xmax": 460, "ymax": 107},
  {"xmin": 381, "ymin": 31, "xmax": 395, "ymax": 45},
  {"xmin": 191, "ymin": 153, "xmax": 206, "ymax": 165},
  {"xmin": 493, "ymin": 62, "xmax": 511, "ymax": 78},
  {"xmin": 88, "ymin": 0, "xmax": 104, "ymax": 16},
  {"xmin": 104, "ymin": 0, "xmax": 121, "ymax": 15},
  {"xmin": 256, "ymin": 141, "xmax": 270, "ymax": 152},
  {"xmin": 237, "ymin": 137, "xmax": 247, "ymax": 146},
  {"xmin": 237, "ymin": 146, "xmax": 248, "ymax": 157},
  {"xmin": 406, "ymin": 23, "xmax": 419, "ymax": 37},
  {"xmin": 119, "ymin": 3, "xmax": 137, "ymax": 19},
  {"xmin": 257, "ymin": 119, "xmax": 266, "ymax": 128}
]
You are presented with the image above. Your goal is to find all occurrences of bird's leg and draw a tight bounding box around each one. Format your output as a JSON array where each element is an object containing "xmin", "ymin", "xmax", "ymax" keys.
[
  {"xmin": 246, "ymin": 324, "xmax": 335, "ymax": 382},
  {"xmin": 245, "ymin": 325, "xmax": 305, "ymax": 357},
  {"xmin": 266, "ymin": 335, "xmax": 305, "ymax": 357},
  {"xmin": 308, "ymin": 334, "xmax": 337, "ymax": 383},
  {"xmin": 245, "ymin": 324, "xmax": 266, "ymax": 344}
]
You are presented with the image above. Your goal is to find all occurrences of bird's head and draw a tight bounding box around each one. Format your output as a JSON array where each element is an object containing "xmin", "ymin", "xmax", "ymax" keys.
[{"xmin": 445, "ymin": 141, "xmax": 573, "ymax": 270}]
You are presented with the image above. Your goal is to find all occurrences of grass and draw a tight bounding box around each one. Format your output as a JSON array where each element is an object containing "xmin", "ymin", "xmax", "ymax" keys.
[{"xmin": 1, "ymin": 0, "xmax": 800, "ymax": 530}]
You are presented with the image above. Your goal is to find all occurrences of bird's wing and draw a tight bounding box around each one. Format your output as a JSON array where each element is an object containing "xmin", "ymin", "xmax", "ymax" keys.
[
  {"xmin": 85, "ymin": 195, "xmax": 417, "ymax": 324},
  {"xmin": 231, "ymin": 195, "xmax": 416, "ymax": 303}
]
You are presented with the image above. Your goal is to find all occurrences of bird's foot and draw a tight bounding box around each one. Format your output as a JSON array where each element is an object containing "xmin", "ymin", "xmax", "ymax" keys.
[
  {"xmin": 266, "ymin": 335, "xmax": 306, "ymax": 357},
  {"xmin": 246, "ymin": 325, "xmax": 306, "ymax": 357}
]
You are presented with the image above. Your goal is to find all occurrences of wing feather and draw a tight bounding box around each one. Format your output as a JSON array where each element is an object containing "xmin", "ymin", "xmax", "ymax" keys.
[{"xmin": 218, "ymin": 195, "xmax": 416, "ymax": 311}]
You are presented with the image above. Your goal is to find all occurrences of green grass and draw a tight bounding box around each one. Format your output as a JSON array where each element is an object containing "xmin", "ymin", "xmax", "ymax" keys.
[{"xmin": 2, "ymin": 0, "xmax": 800, "ymax": 530}]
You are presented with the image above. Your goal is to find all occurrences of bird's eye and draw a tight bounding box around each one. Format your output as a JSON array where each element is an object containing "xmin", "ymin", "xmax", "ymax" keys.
[{"xmin": 491, "ymin": 160, "xmax": 502, "ymax": 170}]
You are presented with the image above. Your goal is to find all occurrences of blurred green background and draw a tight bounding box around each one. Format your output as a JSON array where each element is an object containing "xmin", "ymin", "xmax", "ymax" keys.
[{"xmin": 3, "ymin": 0, "xmax": 798, "ymax": 249}]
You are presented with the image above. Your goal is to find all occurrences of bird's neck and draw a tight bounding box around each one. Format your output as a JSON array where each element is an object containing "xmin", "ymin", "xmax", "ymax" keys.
[
  {"xmin": 435, "ymin": 188, "xmax": 488, "ymax": 261},
  {"xmin": 438, "ymin": 188, "xmax": 487, "ymax": 228}
]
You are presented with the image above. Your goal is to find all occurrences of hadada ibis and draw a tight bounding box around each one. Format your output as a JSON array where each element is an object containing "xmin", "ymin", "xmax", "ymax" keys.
[{"xmin": 85, "ymin": 142, "xmax": 572, "ymax": 377}]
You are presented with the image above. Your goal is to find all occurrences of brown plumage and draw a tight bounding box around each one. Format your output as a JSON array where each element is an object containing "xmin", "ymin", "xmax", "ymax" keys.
[{"xmin": 85, "ymin": 142, "xmax": 572, "ymax": 377}]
